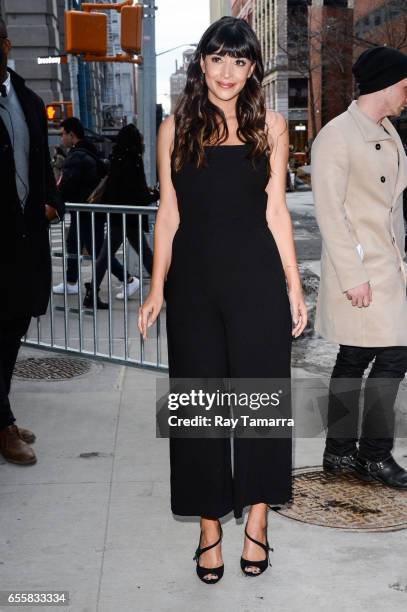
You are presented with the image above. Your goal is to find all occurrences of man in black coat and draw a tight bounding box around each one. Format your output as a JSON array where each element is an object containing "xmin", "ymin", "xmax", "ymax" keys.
[
  {"xmin": 0, "ymin": 18, "xmax": 64, "ymax": 465},
  {"xmin": 52, "ymin": 117, "xmax": 107, "ymax": 299}
]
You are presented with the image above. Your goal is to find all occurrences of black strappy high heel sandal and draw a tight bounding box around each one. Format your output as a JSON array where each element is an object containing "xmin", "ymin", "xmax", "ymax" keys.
[
  {"xmin": 193, "ymin": 520, "xmax": 224, "ymax": 584},
  {"xmin": 240, "ymin": 526, "xmax": 273, "ymax": 577}
]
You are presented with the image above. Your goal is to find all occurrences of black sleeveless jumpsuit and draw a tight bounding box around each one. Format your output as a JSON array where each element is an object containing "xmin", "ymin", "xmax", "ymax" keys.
[{"xmin": 165, "ymin": 142, "xmax": 292, "ymax": 519}]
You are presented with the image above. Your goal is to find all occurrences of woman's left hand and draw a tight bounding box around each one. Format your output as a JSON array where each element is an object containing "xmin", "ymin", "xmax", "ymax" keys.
[{"xmin": 288, "ymin": 286, "xmax": 307, "ymax": 338}]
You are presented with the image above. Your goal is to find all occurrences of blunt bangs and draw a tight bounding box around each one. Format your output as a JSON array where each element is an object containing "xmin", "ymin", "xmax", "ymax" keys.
[{"xmin": 201, "ymin": 22, "xmax": 257, "ymax": 61}]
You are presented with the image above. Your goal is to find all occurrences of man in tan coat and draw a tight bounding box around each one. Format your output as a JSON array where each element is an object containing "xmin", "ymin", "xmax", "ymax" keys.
[{"xmin": 312, "ymin": 46, "xmax": 407, "ymax": 489}]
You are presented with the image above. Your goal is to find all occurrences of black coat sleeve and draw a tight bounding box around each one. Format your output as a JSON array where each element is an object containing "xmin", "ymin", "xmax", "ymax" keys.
[
  {"xmin": 58, "ymin": 149, "xmax": 97, "ymax": 203},
  {"xmin": 58, "ymin": 151, "xmax": 83, "ymax": 203}
]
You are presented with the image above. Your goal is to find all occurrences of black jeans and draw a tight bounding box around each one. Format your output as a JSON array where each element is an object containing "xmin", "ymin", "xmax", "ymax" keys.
[
  {"xmin": 0, "ymin": 317, "xmax": 31, "ymax": 429},
  {"xmin": 326, "ymin": 345, "xmax": 407, "ymax": 460},
  {"xmin": 95, "ymin": 220, "xmax": 154, "ymax": 289},
  {"xmin": 66, "ymin": 212, "xmax": 106, "ymax": 283}
]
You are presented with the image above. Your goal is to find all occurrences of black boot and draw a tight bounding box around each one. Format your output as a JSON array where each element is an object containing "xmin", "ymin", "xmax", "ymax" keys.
[
  {"xmin": 354, "ymin": 454, "xmax": 407, "ymax": 489},
  {"xmin": 323, "ymin": 450, "xmax": 357, "ymax": 474},
  {"xmin": 83, "ymin": 282, "xmax": 109, "ymax": 310}
]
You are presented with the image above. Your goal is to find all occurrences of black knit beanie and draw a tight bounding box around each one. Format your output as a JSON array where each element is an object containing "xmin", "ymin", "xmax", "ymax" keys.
[{"xmin": 352, "ymin": 46, "xmax": 407, "ymax": 95}]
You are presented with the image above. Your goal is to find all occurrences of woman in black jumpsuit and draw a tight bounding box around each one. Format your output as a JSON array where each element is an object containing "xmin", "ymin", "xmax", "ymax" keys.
[{"xmin": 139, "ymin": 17, "xmax": 307, "ymax": 584}]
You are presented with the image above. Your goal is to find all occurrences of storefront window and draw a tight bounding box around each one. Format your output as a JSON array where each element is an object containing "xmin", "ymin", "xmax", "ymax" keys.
[
  {"xmin": 288, "ymin": 78, "xmax": 308, "ymax": 109},
  {"xmin": 289, "ymin": 120, "xmax": 308, "ymax": 158}
]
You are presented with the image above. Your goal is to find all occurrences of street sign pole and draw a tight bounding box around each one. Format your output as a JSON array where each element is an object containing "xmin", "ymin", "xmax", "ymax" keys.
[{"xmin": 138, "ymin": 0, "xmax": 157, "ymax": 186}]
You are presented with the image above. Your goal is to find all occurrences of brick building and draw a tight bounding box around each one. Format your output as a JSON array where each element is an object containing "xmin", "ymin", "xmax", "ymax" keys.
[
  {"xmin": 232, "ymin": 0, "xmax": 309, "ymax": 152},
  {"xmin": 354, "ymin": 0, "xmax": 407, "ymax": 54},
  {"xmin": 353, "ymin": 0, "xmax": 407, "ymax": 140},
  {"xmin": 217, "ymin": 1, "xmax": 407, "ymax": 147},
  {"xmin": 308, "ymin": 1, "xmax": 354, "ymax": 138}
]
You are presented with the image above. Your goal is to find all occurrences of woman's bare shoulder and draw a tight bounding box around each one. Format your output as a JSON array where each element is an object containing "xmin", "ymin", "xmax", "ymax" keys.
[
  {"xmin": 158, "ymin": 114, "xmax": 175, "ymax": 144},
  {"xmin": 157, "ymin": 116, "xmax": 175, "ymax": 174},
  {"xmin": 265, "ymin": 109, "xmax": 287, "ymax": 135}
]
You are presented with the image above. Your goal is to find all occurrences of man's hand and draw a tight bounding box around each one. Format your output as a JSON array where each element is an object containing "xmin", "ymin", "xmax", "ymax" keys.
[
  {"xmin": 344, "ymin": 282, "xmax": 372, "ymax": 308},
  {"xmin": 45, "ymin": 204, "xmax": 58, "ymax": 222}
]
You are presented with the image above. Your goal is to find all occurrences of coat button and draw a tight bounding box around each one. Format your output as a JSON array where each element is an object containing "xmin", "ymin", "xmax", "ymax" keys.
[
  {"xmin": 392, "ymin": 237, "xmax": 396, "ymax": 244},
  {"xmin": 376, "ymin": 143, "xmax": 381, "ymax": 150},
  {"xmin": 390, "ymin": 206, "xmax": 393, "ymax": 212},
  {"xmin": 381, "ymin": 176, "xmax": 386, "ymax": 182}
]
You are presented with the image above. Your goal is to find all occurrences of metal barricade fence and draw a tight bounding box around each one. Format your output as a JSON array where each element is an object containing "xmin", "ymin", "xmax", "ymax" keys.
[{"xmin": 23, "ymin": 203, "xmax": 168, "ymax": 372}]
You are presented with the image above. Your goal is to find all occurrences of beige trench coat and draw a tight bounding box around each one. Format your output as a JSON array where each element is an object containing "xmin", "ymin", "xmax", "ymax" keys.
[{"xmin": 311, "ymin": 100, "xmax": 407, "ymax": 347}]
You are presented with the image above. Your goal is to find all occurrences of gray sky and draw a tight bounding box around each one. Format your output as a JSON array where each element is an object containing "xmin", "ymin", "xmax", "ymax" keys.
[{"xmin": 155, "ymin": 0, "xmax": 210, "ymax": 114}]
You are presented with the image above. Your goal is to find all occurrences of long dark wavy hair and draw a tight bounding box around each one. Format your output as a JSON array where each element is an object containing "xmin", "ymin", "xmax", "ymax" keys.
[
  {"xmin": 108, "ymin": 124, "xmax": 147, "ymax": 190},
  {"xmin": 113, "ymin": 124, "xmax": 144, "ymax": 157},
  {"xmin": 173, "ymin": 16, "xmax": 272, "ymax": 176}
]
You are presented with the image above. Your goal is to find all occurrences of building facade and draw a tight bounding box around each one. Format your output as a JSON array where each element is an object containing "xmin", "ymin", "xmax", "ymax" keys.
[
  {"xmin": 353, "ymin": 0, "xmax": 407, "ymax": 140},
  {"xmin": 0, "ymin": 0, "xmax": 107, "ymax": 131},
  {"xmin": 231, "ymin": 0, "xmax": 407, "ymax": 147},
  {"xmin": 231, "ymin": 0, "xmax": 253, "ymax": 23},
  {"xmin": 232, "ymin": 0, "xmax": 309, "ymax": 152},
  {"xmin": 62, "ymin": 0, "xmax": 104, "ymax": 132},
  {"xmin": 210, "ymin": 0, "xmax": 232, "ymax": 22},
  {"xmin": 0, "ymin": 0, "xmax": 63, "ymax": 104},
  {"xmin": 101, "ymin": 6, "xmax": 136, "ymax": 129},
  {"xmin": 309, "ymin": 0, "xmax": 353, "ymax": 138},
  {"xmin": 169, "ymin": 48, "xmax": 195, "ymax": 113},
  {"xmin": 353, "ymin": 0, "xmax": 407, "ymax": 54},
  {"xmin": 0, "ymin": 0, "xmax": 139, "ymax": 133}
]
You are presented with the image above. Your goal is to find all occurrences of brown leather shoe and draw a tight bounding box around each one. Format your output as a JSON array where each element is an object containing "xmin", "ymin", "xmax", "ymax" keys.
[
  {"xmin": 0, "ymin": 424, "xmax": 37, "ymax": 465},
  {"xmin": 16, "ymin": 426, "xmax": 36, "ymax": 444}
]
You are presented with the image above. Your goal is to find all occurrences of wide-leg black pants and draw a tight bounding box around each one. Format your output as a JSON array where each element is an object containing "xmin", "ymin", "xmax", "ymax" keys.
[{"xmin": 165, "ymin": 243, "xmax": 292, "ymax": 519}]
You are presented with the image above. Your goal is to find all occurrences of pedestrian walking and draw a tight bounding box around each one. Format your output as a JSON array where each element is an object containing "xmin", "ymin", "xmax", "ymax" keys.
[
  {"xmin": 87, "ymin": 124, "xmax": 155, "ymax": 308},
  {"xmin": 138, "ymin": 17, "xmax": 306, "ymax": 584},
  {"xmin": 0, "ymin": 18, "xmax": 64, "ymax": 465},
  {"xmin": 312, "ymin": 46, "xmax": 407, "ymax": 489},
  {"xmin": 53, "ymin": 117, "xmax": 118, "ymax": 305}
]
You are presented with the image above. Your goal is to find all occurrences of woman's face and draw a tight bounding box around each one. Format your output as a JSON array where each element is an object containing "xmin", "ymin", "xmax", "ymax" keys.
[{"xmin": 200, "ymin": 49, "xmax": 255, "ymax": 103}]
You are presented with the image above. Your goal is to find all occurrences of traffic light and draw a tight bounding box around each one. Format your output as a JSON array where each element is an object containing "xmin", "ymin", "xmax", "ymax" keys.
[
  {"xmin": 64, "ymin": 10, "xmax": 107, "ymax": 56},
  {"xmin": 63, "ymin": 4, "xmax": 143, "ymax": 62},
  {"xmin": 46, "ymin": 104, "xmax": 62, "ymax": 123},
  {"xmin": 121, "ymin": 5, "xmax": 143, "ymax": 55},
  {"xmin": 46, "ymin": 102, "xmax": 73, "ymax": 126}
]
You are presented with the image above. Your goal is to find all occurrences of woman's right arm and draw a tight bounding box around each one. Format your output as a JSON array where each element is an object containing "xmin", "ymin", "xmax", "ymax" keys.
[{"xmin": 138, "ymin": 115, "xmax": 180, "ymax": 339}]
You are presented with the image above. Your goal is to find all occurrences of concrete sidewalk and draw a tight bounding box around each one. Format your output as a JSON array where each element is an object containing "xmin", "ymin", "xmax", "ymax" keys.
[{"xmin": 1, "ymin": 346, "xmax": 407, "ymax": 612}]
